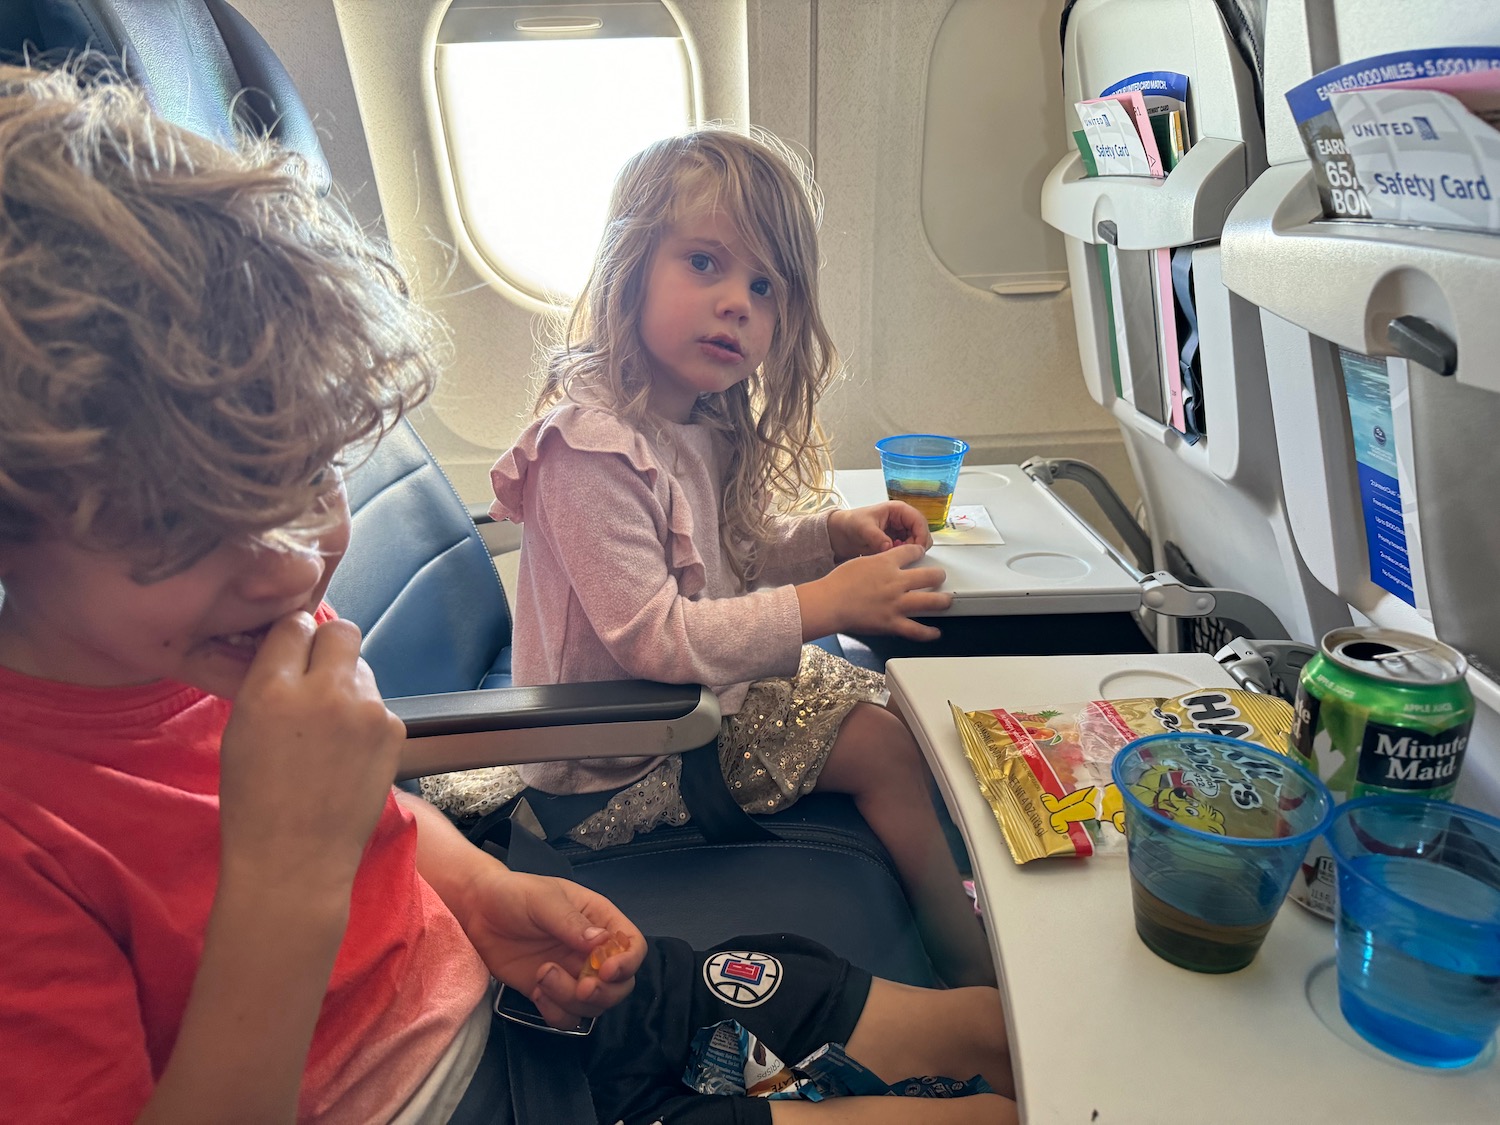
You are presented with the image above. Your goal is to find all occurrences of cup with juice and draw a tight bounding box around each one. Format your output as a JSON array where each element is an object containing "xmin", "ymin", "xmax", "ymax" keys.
[
  {"xmin": 1112, "ymin": 733, "xmax": 1333, "ymax": 973},
  {"xmin": 875, "ymin": 434, "xmax": 968, "ymax": 531}
]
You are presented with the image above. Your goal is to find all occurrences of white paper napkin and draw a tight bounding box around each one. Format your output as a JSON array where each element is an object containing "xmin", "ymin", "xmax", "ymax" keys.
[{"xmin": 933, "ymin": 505, "xmax": 1004, "ymax": 545}]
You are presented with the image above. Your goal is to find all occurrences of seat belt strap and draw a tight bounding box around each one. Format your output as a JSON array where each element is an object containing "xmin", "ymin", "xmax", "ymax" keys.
[
  {"xmin": 679, "ymin": 741, "xmax": 776, "ymax": 843},
  {"xmin": 516, "ymin": 786, "xmax": 618, "ymax": 842},
  {"xmin": 473, "ymin": 745, "xmax": 778, "ymax": 849},
  {"xmin": 502, "ymin": 1019, "xmax": 598, "ymax": 1125}
]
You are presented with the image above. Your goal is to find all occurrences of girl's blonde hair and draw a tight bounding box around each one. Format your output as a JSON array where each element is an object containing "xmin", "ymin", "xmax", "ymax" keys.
[
  {"xmin": 0, "ymin": 62, "xmax": 443, "ymax": 581},
  {"xmin": 537, "ymin": 126, "xmax": 838, "ymax": 583}
]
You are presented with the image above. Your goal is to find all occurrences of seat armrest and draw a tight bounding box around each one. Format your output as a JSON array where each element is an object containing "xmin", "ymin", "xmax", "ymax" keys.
[{"xmin": 391, "ymin": 681, "xmax": 721, "ymax": 780}]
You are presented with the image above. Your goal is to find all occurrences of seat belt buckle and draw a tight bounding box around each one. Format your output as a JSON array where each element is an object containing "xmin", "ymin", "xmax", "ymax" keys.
[{"xmin": 493, "ymin": 982, "xmax": 597, "ymax": 1037}]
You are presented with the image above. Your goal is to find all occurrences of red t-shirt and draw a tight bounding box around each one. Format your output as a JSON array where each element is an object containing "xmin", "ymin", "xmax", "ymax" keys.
[{"xmin": 0, "ymin": 611, "xmax": 489, "ymax": 1122}]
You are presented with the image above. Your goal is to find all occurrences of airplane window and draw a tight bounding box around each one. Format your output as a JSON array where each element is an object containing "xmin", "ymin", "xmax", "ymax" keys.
[{"xmin": 435, "ymin": 1, "xmax": 694, "ymax": 303}]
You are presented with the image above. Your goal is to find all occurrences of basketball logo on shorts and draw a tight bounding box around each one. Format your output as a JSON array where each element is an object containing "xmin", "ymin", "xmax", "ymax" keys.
[{"xmin": 703, "ymin": 950, "xmax": 783, "ymax": 1007}]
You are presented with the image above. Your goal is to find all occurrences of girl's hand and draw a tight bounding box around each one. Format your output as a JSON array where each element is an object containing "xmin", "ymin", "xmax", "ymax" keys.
[
  {"xmin": 797, "ymin": 542, "xmax": 952, "ymax": 641},
  {"xmin": 452, "ymin": 868, "xmax": 646, "ymax": 1029},
  {"xmin": 827, "ymin": 502, "xmax": 933, "ymax": 561},
  {"xmin": 218, "ymin": 612, "xmax": 406, "ymax": 897}
]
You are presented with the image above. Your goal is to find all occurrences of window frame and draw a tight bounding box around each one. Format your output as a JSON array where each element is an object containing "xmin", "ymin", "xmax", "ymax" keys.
[{"xmin": 431, "ymin": 0, "xmax": 698, "ymax": 308}]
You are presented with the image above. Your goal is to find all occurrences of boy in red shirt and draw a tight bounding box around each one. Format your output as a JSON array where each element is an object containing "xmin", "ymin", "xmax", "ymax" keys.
[{"xmin": 0, "ymin": 63, "xmax": 1013, "ymax": 1124}]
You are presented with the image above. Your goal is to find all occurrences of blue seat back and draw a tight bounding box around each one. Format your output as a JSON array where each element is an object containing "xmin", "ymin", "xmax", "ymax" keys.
[
  {"xmin": 13, "ymin": 0, "xmax": 330, "ymax": 193},
  {"xmin": 331, "ymin": 421, "xmax": 515, "ymax": 697}
]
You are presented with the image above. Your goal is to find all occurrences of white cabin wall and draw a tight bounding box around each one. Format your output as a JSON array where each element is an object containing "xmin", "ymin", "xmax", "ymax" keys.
[
  {"xmin": 228, "ymin": 0, "xmax": 385, "ymax": 233},
  {"xmin": 748, "ymin": 1, "xmax": 1127, "ymax": 488},
  {"xmin": 233, "ymin": 0, "xmax": 1131, "ymax": 518}
]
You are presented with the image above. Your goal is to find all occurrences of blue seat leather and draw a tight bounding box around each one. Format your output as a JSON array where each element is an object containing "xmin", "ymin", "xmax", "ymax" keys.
[
  {"xmin": 334, "ymin": 426, "xmax": 516, "ymax": 698},
  {"xmin": 20, "ymin": 0, "xmax": 331, "ymax": 193}
]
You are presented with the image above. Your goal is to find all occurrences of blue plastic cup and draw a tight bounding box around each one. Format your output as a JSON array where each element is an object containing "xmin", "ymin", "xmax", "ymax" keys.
[
  {"xmin": 1326, "ymin": 797, "xmax": 1500, "ymax": 1067},
  {"xmin": 1112, "ymin": 733, "xmax": 1333, "ymax": 973},
  {"xmin": 875, "ymin": 434, "xmax": 968, "ymax": 531}
]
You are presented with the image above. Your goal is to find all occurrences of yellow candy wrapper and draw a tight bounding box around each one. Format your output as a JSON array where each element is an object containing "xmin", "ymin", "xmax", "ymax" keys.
[{"xmin": 950, "ymin": 689, "xmax": 1297, "ymax": 864}]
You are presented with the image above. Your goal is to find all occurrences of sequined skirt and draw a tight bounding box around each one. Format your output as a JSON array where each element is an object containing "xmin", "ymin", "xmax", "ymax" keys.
[{"xmin": 567, "ymin": 644, "xmax": 886, "ymax": 849}]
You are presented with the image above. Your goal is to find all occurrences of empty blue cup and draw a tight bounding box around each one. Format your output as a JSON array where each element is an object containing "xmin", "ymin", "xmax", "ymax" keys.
[
  {"xmin": 1113, "ymin": 733, "xmax": 1333, "ymax": 973},
  {"xmin": 1326, "ymin": 797, "xmax": 1500, "ymax": 1068},
  {"xmin": 875, "ymin": 434, "xmax": 968, "ymax": 531}
]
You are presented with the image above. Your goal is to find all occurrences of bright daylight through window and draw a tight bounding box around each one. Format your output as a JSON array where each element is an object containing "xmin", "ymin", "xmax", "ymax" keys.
[{"xmin": 437, "ymin": 30, "xmax": 693, "ymax": 303}]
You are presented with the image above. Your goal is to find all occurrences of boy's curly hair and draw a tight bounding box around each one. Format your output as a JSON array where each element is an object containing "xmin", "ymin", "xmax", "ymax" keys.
[{"xmin": 0, "ymin": 62, "xmax": 443, "ymax": 580}]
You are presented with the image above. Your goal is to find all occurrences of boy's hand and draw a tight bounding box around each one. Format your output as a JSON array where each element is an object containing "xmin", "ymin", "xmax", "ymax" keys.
[
  {"xmin": 453, "ymin": 868, "xmax": 645, "ymax": 1029},
  {"xmin": 218, "ymin": 612, "xmax": 405, "ymax": 895},
  {"xmin": 827, "ymin": 502, "xmax": 933, "ymax": 561},
  {"xmin": 797, "ymin": 542, "xmax": 952, "ymax": 641}
]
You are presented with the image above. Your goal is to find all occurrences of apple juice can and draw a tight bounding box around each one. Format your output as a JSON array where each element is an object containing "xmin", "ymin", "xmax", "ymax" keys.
[{"xmin": 1287, "ymin": 627, "xmax": 1473, "ymax": 918}]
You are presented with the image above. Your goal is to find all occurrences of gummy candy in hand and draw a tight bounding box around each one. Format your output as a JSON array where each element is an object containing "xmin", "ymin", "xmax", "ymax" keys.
[{"xmin": 580, "ymin": 931, "xmax": 632, "ymax": 978}]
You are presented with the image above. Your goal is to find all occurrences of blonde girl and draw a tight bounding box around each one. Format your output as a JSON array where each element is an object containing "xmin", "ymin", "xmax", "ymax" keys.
[{"xmin": 467, "ymin": 126, "xmax": 992, "ymax": 987}]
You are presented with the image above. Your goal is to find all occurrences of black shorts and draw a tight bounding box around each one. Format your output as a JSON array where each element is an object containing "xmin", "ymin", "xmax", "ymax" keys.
[{"xmin": 450, "ymin": 933, "xmax": 871, "ymax": 1125}]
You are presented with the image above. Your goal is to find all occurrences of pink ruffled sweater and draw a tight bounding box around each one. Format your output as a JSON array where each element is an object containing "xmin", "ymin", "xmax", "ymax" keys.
[{"xmin": 490, "ymin": 404, "xmax": 834, "ymax": 794}]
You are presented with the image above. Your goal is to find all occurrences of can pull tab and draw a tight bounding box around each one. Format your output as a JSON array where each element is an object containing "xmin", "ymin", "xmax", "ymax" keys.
[
  {"xmin": 1371, "ymin": 646, "xmax": 1428, "ymax": 667},
  {"xmin": 1387, "ymin": 315, "xmax": 1457, "ymax": 377}
]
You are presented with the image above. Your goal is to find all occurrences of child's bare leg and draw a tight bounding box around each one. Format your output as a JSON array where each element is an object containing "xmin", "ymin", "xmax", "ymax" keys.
[
  {"xmin": 770, "ymin": 979, "xmax": 1016, "ymax": 1123},
  {"xmin": 848, "ymin": 979, "xmax": 1013, "ymax": 1095},
  {"xmin": 815, "ymin": 703, "xmax": 996, "ymax": 987}
]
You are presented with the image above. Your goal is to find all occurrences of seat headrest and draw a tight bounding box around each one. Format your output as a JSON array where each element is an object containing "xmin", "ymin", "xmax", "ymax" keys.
[{"xmin": 27, "ymin": 0, "xmax": 331, "ymax": 194}]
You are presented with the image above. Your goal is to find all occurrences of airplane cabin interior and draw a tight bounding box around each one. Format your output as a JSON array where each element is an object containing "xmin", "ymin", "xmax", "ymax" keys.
[{"xmin": 3, "ymin": 0, "xmax": 1500, "ymax": 1120}]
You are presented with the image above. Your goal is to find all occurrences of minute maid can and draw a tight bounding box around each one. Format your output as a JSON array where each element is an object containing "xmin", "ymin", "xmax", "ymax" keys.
[{"xmin": 1286, "ymin": 627, "xmax": 1474, "ymax": 918}]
